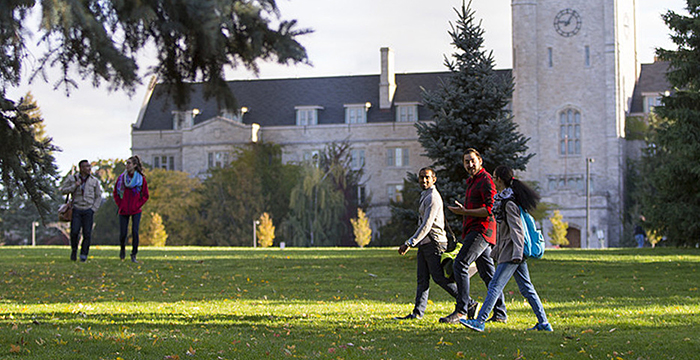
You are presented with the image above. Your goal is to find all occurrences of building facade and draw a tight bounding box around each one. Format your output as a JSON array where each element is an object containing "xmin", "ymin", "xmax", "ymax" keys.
[{"xmin": 131, "ymin": 1, "xmax": 670, "ymax": 247}]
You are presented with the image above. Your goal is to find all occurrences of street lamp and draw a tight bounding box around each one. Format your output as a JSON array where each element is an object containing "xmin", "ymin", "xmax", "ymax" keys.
[
  {"xmin": 585, "ymin": 158, "xmax": 594, "ymax": 249},
  {"xmin": 31, "ymin": 221, "xmax": 39, "ymax": 246},
  {"xmin": 253, "ymin": 219, "xmax": 260, "ymax": 248}
]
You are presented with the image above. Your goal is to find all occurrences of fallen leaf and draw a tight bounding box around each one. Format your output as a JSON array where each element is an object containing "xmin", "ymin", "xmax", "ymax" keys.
[{"xmin": 10, "ymin": 344, "xmax": 21, "ymax": 353}]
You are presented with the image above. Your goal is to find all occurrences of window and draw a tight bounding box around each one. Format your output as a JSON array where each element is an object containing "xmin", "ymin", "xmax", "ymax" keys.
[
  {"xmin": 584, "ymin": 45, "xmax": 590, "ymax": 67},
  {"xmin": 344, "ymin": 103, "xmax": 370, "ymax": 124},
  {"xmin": 351, "ymin": 149, "xmax": 365, "ymax": 170},
  {"xmin": 154, "ymin": 156, "xmax": 175, "ymax": 170},
  {"xmin": 547, "ymin": 47, "xmax": 553, "ymax": 68},
  {"xmin": 547, "ymin": 175, "xmax": 586, "ymax": 192},
  {"xmin": 644, "ymin": 96, "xmax": 663, "ymax": 113},
  {"xmin": 172, "ymin": 109, "xmax": 199, "ymax": 130},
  {"xmin": 302, "ymin": 150, "xmax": 320, "ymax": 165},
  {"xmin": 386, "ymin": 148, "xmax": 409, "ymax": 167},
  {"xmin": 295, "ymin": 106, "xmax": 321, "ymax": 126},
  {"xmin": 357, "ymin": 185, "xmax": 367, "ymax": 205},
  {"xmin": 559, "ymin": 109, "xmax": 581, "ymax": 156},
  {"xmin": 396, "ymin": 104, "xmax": 418, "ymax": 122},
  {"xmin": 387, "ymin": 184, "xmax": 404, "ymax": 203},
  {"xmin": 208, "ymin": 151, "xmax": 230, "ymax": 168}
]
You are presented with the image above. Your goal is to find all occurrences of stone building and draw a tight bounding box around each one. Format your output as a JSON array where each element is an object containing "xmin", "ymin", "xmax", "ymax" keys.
[{"xmin": 131, "ymin": 0, "xmax": 670, "ymax": 247}]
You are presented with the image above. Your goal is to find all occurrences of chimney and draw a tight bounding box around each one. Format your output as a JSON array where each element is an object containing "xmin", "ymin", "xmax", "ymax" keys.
[{"xmin": 379, "ymin": 47, "xmax": 396, "ymax": 110}]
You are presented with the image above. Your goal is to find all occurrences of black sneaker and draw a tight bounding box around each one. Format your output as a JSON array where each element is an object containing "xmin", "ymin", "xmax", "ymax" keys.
[
  {"xmin": 467, "ymin": 302, "xmax": 479, "ymax": 320},
  {"xmin": 119, "ymin": 248, "xmax": 126, "ymax": 260},
  {"xmin": 131, "ymin": 254, "xmax": 139, "ymax": 263},
  {"xmin": 439, "ymin": 311, "xmax": 465, "ymax": 324},
  {"xmin": 79, "ymin": 255, "xmax": 87, "ymax": 262},
  {"xmin": 393, "ymin": 313, "xmax": 422, "ymax": 320},
  {"xmin": 70, "ymin": 250, "xmax": 77, "ymax": 261}
]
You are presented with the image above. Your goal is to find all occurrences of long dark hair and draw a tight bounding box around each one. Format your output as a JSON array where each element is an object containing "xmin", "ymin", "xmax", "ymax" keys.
[
  {"xmin": 128, "ymin": 155, "xmax": 145, "ymax": 177},
  {"xmin": 493, "ymin": 165, "xmax": 540, "ymax": 212}
]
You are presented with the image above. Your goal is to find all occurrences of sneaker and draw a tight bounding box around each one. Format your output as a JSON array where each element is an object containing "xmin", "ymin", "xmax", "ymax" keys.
[
  {"xmin": 527, "ymin": 323, "xmax": 553, "ymax": 331},
  {"xmin": 439, "ymin": 311, "xmax": 465, "ymax": 324},
  {"xmin": 79, "ymin": 255, "xmax": 87, "ymax": 262},
  {"xmin": 119, "ymin": 248, "xmax": 126, "ymax": 260},
  {"xmin": 460, "ymin": 319, "xmax": 485, "ymax": 332},
  {"xmin": 70, "ymin": 250, "xmax": 77, "ymax": 261},
  {"xmin": 467, "ymin": 302, "xmax": 479, "ymax": 320},
  {"xmin": 393, "ymin": 313, "xmax": 422, "ymax": 320},
  {"xmin": 486, "ymin": 315, "xmax": 508, "ymax": 323},
  {"xmin": 131, "ymin": 254, "xmax": 139, "ymax": 263}
]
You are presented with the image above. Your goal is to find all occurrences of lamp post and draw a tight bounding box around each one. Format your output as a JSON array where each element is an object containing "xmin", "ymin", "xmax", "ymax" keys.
[
  {"xmin": 31, "ymin": 221, "xmax": 39, "ymax": 246},
  {"xmin": 253, "ymin": 220, "xmax": 260, "ymax": 248},
  {"xmin": 585, "ymin": 158, "xmax": 594, "ymax": 249}
]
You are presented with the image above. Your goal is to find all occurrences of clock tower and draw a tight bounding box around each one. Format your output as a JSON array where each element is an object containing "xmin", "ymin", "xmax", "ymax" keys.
[{"xmin": 511, "ymin": 0, "xmax": 638, "ymax": 247}]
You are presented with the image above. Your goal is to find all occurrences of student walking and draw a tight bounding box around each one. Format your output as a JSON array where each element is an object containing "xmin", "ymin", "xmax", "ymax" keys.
[
  {"xmin": 394, "ymin": 167, "xmax": 458, "ymax": 320},
  {"xmin": 461, "ymin": 165, "xmax": 553, "ymax": 332},
  {"xmin": 60, "ymin": 159, "xmax": 103, "ymax": 262},
  {"xmin": 113, "ymin": 156, "xmax": 149, "ymax": 263}
]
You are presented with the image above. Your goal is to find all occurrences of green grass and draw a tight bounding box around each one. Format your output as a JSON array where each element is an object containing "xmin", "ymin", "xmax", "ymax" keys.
[{"xmin": 0, "ymin": 246, "xmax": 698, "ymax": 359}]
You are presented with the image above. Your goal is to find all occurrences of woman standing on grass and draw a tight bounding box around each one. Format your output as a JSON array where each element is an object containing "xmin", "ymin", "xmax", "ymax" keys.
[
  {"xmin": 461, "ymin": 165, "xmax": 553, "ymax": 332},
  {"xmin": 113, "ymin": 155, "xmax": 149, "ymax": 263}
]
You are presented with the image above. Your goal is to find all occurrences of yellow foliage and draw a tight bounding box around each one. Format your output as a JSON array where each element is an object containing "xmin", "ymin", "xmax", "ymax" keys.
[
  {"xmin": 142, "ymin": 212, "xmax": 168, "ymax": 247},
  {"xmin": 257, "ymin": 212, "xmax": 275, "ymax": 248},
  {"xmin": 350, "ymin": 209, "xmax": 372, "ymax": 248},
  {"xmin": 548, "ymin": 210, "xmax": 569, "ymax": 246}
]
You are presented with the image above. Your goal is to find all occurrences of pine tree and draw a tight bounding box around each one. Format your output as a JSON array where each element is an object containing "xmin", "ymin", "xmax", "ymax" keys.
[
  {"xmin": 417, "ymin": 1, "xmax": 531, "ymax": 217},
  {"xmin": 640, "ymin": 1, "xmax": 700, "ymax": 246},
  {"xmin": 1, "ymin": 1, "xmax": 310, "ymax": 218}
]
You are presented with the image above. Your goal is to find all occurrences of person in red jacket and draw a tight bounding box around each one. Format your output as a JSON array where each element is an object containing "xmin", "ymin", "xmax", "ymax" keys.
[{"xmin": 113, "ymin": 155, "xmax": 149, "ymax": 263}]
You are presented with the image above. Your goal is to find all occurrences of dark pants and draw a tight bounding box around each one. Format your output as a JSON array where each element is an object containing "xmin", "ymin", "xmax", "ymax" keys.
[
  {"xmin": 70, "ymin": 208, "xmax": 94, "ymax": 257},
  {"xmin": 413, "ymin": 241, "xmax": 459, "ymax": 317},
  {"xmin": 119, "ymin": 213, "xmax": 142, "ymax": 256},
  {"xmin": 453, "ymin": 231, "xmax": 507, "ymax": 318}
]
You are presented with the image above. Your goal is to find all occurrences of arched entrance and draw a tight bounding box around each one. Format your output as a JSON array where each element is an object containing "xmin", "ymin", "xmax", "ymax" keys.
[{"xmin": 565, "ymin": 227, "xmax": 581, "ymax": 248}]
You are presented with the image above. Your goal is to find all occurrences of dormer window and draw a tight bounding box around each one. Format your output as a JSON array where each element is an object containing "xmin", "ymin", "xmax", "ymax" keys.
[
  {"xmin": 172, "ymin": 109, "xmax": 199, "ymax": 130},
  {"xmin": 295, "ymin": 106, "xmax": 322, "ymax": 126},
  {"xmin": 395, "ymin": 102, "xmax": 419, "ymax": 122},
  {"xmin": 344, "ymin": 103, "xmax": 371, "ymax": 124},
  {"xmin": 642, "ymin": 93, "xmax": 664, "ymax": 113},
  {"xmin": 220, "ymin": 107, "xmax": 248, "ymax": 122}
]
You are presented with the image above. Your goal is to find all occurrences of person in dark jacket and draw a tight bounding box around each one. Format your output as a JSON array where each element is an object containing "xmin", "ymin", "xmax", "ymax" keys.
[{"xmin": 113, "ymin": 155, "xmax": 149, "ymax": 263}]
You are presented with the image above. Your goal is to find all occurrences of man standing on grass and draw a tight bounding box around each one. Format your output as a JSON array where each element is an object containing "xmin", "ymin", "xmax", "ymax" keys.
[
  {"xmin": 440, "ymin": 148, "xmax": 507, "ymax": 324},
  {"xmin": 394, "ymin": 167, "xmax": 458, "ymax": 320}
]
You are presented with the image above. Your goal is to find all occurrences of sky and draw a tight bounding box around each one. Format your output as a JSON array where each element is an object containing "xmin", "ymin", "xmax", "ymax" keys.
[{"xmin": 7, "ymin": 0, "xmax": 687, "ymax": 174}]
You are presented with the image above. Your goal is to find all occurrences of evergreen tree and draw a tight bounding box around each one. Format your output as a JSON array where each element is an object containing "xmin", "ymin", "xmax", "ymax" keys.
[
  {"xmin": 1, "ymin": 0, "xmax": 310, "ymax": 218},
  {"xmin": 350, "ymin": 208, "xmax": 372, "ymax": 248},
  {"xmin": 0, "ymin": 93, "xmax": 59, "ymax": 222},
  {"xmin": 256, "ymin": 212, "xmax": 275, "ymax": 248},
  {"xmin": 416, "ymin": 1, "xmax": 531, "ymax": 224},
  {"xmin": 640, "ymin": 1, "xmax": 700, "ymax": 246}
]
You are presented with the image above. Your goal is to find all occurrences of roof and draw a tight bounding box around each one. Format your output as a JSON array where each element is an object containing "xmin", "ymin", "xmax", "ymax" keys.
[
  {"xmin": 134, "ymin": 70, "xmax": 513, "ymax": 131},
  {"xmin": 629, "ymin": 61, "xmax": 671, "ymax": 114}
]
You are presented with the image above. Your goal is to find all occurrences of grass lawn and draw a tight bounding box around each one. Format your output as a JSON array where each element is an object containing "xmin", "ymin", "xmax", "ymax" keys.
[{"xmin": 0, "ymin": 246, "xmax": 698, "ymax": 359}]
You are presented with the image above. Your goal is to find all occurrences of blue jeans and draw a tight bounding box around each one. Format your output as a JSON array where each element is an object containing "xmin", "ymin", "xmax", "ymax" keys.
[
  {"xmin": 70, "ymin": 208, "xmax": 94, "ymax": 256},
  {"xmin": 413, "ymin": 241, "xmax": 459, "ymax": 317},
  {"xmin": 119, "ymin": 213, "xmax": 142, "ymax": 256},
  {"xmin": 476, "ymin": 261, "xmax": 549, "ymax": 325},
  {"xmin": 453, "ymin": 231, "xmax": 507, "ymax": 318},
  {"xmin": 635, "ymin": 234, "xmax": 645, "ymax": 248}
]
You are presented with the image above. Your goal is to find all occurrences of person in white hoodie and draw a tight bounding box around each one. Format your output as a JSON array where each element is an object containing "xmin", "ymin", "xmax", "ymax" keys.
[{"xmin": 394, "ymin": 167, "xmax": 458, "ymax": 320}]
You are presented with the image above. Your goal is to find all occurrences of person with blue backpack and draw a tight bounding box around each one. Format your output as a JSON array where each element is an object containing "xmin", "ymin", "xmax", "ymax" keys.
[{"xmin": 461, "ymin": 165, "xmax": 553, "ymax": 332}]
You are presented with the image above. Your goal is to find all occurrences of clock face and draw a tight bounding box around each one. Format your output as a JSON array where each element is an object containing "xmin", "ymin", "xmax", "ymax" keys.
[{"xmin": 554, "ymin": 9, "xmax": 582, "ymax": 37}]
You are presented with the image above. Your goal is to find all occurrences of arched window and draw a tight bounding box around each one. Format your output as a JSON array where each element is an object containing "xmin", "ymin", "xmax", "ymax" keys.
[{"xmin": 559, "ymin": 109, "xmax": 581, "ymax": 156}]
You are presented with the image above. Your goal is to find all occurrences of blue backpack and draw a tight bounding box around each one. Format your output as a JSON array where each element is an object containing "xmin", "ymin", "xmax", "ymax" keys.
[{"xmin": 518, "ymin": 205, "xmax": 545, "ymax": 259}]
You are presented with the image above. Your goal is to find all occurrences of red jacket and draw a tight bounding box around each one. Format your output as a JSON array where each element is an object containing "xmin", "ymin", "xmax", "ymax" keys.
[
  {"xmin": 463, "ymin": 168, "xmax": 497, "ymax": 245},
  {"xmin": 113, "ymin": 177, "xmax": 149, "ymax": 215}
]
